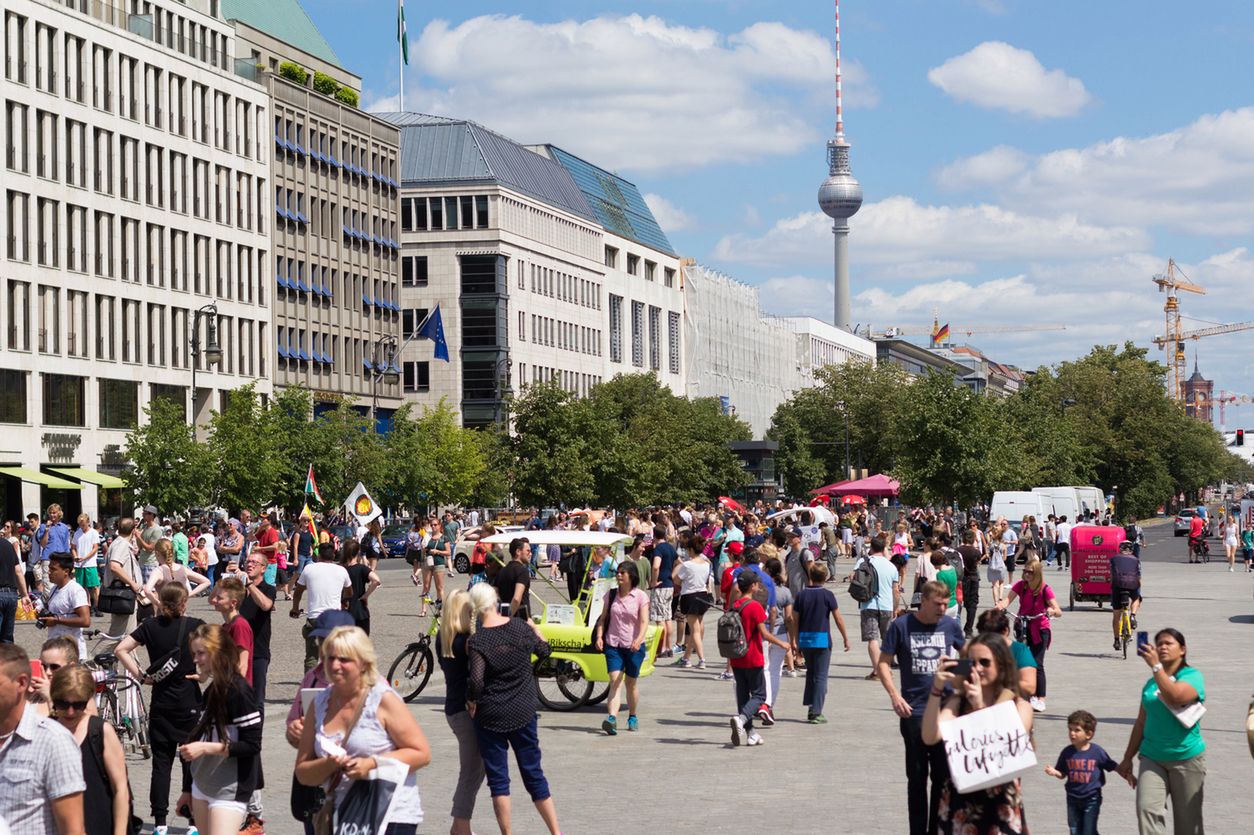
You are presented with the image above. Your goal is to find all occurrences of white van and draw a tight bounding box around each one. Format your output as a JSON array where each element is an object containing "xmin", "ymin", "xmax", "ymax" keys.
[
  {"xmin": 1032, "ymin": 487, "xmax": 1081, "ymax": 523},
  {"xmin": 990, "ymin": 491, "xmax": 1048, "ymax": 532},
  {"xmin": 1071, "ymin": 486, "xmax": 1106, "ymax": 522}
]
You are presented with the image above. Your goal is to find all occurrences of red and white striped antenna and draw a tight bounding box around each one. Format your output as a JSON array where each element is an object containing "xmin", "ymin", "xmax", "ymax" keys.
[{"xmin": 834, "ymin": 0, "xmax": 845, "ymax": 140}]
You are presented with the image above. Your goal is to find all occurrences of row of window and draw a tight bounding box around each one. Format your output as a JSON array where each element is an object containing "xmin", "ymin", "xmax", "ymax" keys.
[
  {"xmin": 606, "ymin": 295, "xmax": 681, "ymax": 374},
  {"xmin": 2, "ymin": 279, "xmax": 265, "ymax": 377},
  {"xmin": 4, "ymin": 192, "xmax": 266, "ymax": 304},
  {"xmin": 276, "ymin": 329, "xmax": 400, "ymax": 387},
  {"xmin": 516, "ymin": 258, "xmax": 602, "ymax": 310},
  {"xmin": 520, "ymin": 312, "xmax": 603, "ymax": 357},
  {"xmin": 5, "ymin": 103, "xmax": 268, "ymax": 233},
  {"xmin": 604, "ymin": 245, "xmax": 676, "ymax": 287},
  {"xmin": 498, "ymin": 195, "xmax": 599, "ymax": 262},
  {"xmin": 519, "ymin": 364, "xmax": 602, "ymax": 398},
  {"xmin": 0, "ymin": 369, "xmax": 196, "ymax": 429},
  {"xmin": 401, "ymin": 195, "xmax": 490, "ymax": 233},
  {"xmin": 273, "ymin": 259, "xmax": 399, "ymax": 315},
  {"xmin": 4, "ymin": 10, "xmax": 264, "ymax": 158},
  {"xmin": 274, "ymin": 113, "xmax": 398, "ymax": 187}
]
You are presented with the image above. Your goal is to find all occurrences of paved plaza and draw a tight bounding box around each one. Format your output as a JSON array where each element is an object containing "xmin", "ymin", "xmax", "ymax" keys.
[{"xmin": 16, "ymin": 523, "xmax": 1254, "ymax": 834}]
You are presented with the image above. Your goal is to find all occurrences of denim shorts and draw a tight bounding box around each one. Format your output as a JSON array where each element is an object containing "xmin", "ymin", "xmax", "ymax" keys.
[{"xmin": 605, "ymin": 644, "xmax": 646, "ymax": 678}]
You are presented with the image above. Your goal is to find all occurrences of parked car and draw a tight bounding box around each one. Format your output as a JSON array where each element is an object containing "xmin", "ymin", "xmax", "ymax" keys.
[
  {"xmin": 1173, "ymin": 508, "xmax": 1213, "ymax": 537},
  {"xmin": 452, "ymin": 524, "xmax": 524, "ymax": 574},
  {"xmin": 381, "ymin": 524, "xmax": 412, "ymax": 558}
]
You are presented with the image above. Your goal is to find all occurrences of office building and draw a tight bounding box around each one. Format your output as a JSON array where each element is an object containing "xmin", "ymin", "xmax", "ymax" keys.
[
  {"xmin": 1, "ymin": 0, "xmax": 272, "ymax": 521},
  {"xmin": 780, "ymin": 316, "xmax": 875, "ymax": 381}
]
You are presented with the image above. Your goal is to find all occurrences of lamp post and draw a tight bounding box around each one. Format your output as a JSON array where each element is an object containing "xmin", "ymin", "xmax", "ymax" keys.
[
  {"xmin": 370, "ymin": 335, "xmax": 400, "ymax": 428},
  {"xmin": 836, "ymin": 400, "xmax": 851, "ymax": 480},
  {"xmin": 494, "ymin": 357, "xmax": 513, "ymax": 427},
  {"xmin": 190, "ymin": 303, "xmax": 222, "ymax": 421}
]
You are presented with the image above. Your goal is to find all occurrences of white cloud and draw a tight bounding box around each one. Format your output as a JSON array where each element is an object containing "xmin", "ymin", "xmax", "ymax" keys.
[
  {"xmin": 756, "ymin": 276, "xmax": 833, "ymax": 318},
  {"xmin": 643, "ymin": 193, "xmax": 693, "ymax": 233},
  {"xmin": 928, "ymin": 42, "xmax": 1092, "ymax": 118},
  {"xmin": 945, "ymin": 108, "xmax": 1254, "ymax": 235},
  {"xmin": 711, "ymin": 196, "xmax": 1149, "ymax": 272},
  {"xmin": 936, "ymin": 145, "xmax": 1030, "ymax": 190},
  {"xmin": 393, "ymin": 14, "xmax": 877, "ymax": 173}
]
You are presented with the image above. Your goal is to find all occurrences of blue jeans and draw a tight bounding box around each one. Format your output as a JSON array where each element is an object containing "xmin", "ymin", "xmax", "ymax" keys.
[
  {"xmin": 297, "ymin": 554, "xmax": 313, "ymax": 574},
  {"xmin": 475, "ymin": 716, "xmax": 550, "ymax": 801},
  {"xmin": 1046, "ymin": 542, "xmax": 1057, "ymax": 564},
  {"xmin": 1066, "ymin": 793, "xmax": 1102, "ymax": 835},
  {"xmin": 0, "ymin": 589, "xmax": 19, "ymax": 643},
  {"xmin": 732, "ymin": 666, "xmax": 766, "ymax": 730},
  {"xmin": 801, "ymin": 646, "xmax": 832, "ymax": 716}
]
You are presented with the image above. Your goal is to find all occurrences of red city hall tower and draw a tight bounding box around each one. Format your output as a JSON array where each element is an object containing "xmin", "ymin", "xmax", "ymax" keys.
[{"xmin": 1183, "ymin": 361, "xmax": 1214, "ymax": 425}]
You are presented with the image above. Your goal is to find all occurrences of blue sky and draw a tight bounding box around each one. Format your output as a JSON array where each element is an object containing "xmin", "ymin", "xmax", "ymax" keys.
[{"xmin": 303, "ymin": 0, "xmax": 1254, "ymax": 419}]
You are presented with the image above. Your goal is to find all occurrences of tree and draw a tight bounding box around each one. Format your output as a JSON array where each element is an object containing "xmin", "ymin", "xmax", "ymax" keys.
[
  {"xmin": 509, "ymin": 382, "xmax": 599, "ymax": 507},
  {"xmin": 267, "ymin": 387, "xmax": 342, "ymax": 515},
  {"xmin": 207, "ymin": 383, "xmax": 280, "ymax": 513},
  {"xmin": 311, "ymin": 401, "xmax": 388, "ymax": 511},
  {"xmin": 124, "ymin": 399, "xmax": 212, "ymax": 516},
  {"xmin": 384, "ymin": 401, "xmax": 487, "ymax": 511}
]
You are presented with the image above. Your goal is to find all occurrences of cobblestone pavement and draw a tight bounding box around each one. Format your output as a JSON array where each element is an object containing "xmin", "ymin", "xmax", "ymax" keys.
[{"xmin": 17, "ymin": 523, "xmax": 1254, "ymax": 834}]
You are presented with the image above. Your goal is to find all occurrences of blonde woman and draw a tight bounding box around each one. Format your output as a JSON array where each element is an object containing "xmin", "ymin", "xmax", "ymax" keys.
[
  {"xmin": 296, "ymin": 626, "xmax": 430, "ymax": 834},
  {"xmin": 437, "ymin": 590, "xmax": 485, "ymax": 835},
  {"xmin": 144, "ymin": 538, "xmax": 210, "ymax": 599},
  {"xmin": 998, "ymin": 560, "xmax": 1063, "ymax": 713},
  {"xmin": 987, "ymin": 520, "xmax": 1009, "ymax": 605},
  {"xmin": 1223, "ymin": 512, "xmax": 1240, "ymax": 571}
]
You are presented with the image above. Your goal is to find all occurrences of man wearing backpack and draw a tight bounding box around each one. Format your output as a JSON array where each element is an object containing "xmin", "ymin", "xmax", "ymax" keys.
[
  {"xmin": 851, "ymin": 533, "xmax": 900, "ymax": 680},
  {"xmin": 722, "ymin": 571, "xmax": 789, "ymax": 747}
]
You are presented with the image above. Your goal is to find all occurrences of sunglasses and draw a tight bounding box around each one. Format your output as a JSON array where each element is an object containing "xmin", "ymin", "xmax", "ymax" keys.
[
  {"xmin": 53, "ymin": 699, "xmax": 89, "ymax": 711},
  {"xmin": 970, "ymin": 657, "xmax": 995, "ymax": 668},
  {"xmin": 44, "ymin": 662, "xmax": 64, "ymax": 673}
]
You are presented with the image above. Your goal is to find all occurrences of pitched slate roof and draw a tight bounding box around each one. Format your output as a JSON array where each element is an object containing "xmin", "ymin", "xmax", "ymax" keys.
[
  {"xmin": 219, "ymin": 0, "xmax": 342, "ymax": 68},
  {"xmin": 375, "ymin": 113, "xmax": 597, "ymax": 223}
]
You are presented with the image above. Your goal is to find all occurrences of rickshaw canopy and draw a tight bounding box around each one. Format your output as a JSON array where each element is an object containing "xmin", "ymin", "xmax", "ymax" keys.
[{"xmin": 480, "ymin": 530, "xmax": 633, "ymax": 548}]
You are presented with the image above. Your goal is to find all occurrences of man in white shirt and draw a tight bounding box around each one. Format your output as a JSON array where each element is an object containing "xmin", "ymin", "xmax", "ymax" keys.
[
  {"xmin": 290, "ymin": 542, "xmax": 351, "ymax": 670},
  {"xmin": 39, "ymin": 554, "xmax": 91, "ymax": 660},
  {"xmin": 70, "ymin": 514, "xmax": 101, "ymax": 610},
  {"xmin": 1054, "ymin": 516, "xmax": 1073, "ymax": 571},
  {"xmin": 105, "ymin": 518, "xmax": 144, "ymax": 638}
]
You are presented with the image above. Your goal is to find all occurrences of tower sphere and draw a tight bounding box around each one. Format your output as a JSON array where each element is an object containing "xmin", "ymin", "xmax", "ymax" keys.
[{"xmin": 818, "ymin": 171, "xmax": 863, "ymax": 220}]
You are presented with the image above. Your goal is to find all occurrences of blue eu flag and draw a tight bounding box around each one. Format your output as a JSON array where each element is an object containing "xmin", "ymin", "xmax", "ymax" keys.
[{"xmin": 417, "ymin": 304, "xmax": 449, "ymax": 362}]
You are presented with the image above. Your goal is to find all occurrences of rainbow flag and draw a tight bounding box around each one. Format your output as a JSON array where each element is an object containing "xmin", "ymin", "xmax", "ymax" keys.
[
  {"xmin": 932, "ymin": 322, "xmax": 951, "ymax": 346},
  {"xmin": 301, "ymin": 502, "xmax": 319, "ymax": 539},
  {"xmin": 305, "ymin": 464, "xmax": 324, "ymax": 504}
]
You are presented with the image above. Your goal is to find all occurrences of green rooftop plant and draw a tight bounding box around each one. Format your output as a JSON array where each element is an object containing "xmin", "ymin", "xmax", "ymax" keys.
[
  {"xmin": 334, "ymin": 87, "xmax": 359, "ymax": 108},
  {"xmin": 278, "ymin": 61, "xmax": 308, "ymax": 85},
  {"xmin": 313, "ymin": 71, "xmax": 339, "ymax": 96}
]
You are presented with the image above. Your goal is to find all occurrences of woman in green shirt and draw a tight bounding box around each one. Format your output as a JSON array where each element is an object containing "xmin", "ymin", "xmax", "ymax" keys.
[
  {"xmin": 931, "ymin": 551, "xmax": 958, "ymax": 619},
  {"xmin": 1116, "ymin": 627, "xmax": 1205, "ymax": 834}
]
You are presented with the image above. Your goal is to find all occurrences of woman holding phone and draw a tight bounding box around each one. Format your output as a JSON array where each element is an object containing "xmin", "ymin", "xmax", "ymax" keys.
[{"xmin": 1115, "ymin": 628, "xmax": 1206, "ymax": 834}]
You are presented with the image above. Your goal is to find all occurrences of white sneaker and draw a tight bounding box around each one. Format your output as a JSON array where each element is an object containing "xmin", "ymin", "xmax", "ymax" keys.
[
  {"xmin": 747, "ymin": 730, "xmax": 765, "ymax": 746},
  {"xmin": 1229, "ymin": 566, "xmax": 1235, "ymax": 572},
  {"xmin": 154, "ymin": 827, "xmax": 169, "ymax": 835},
  {"xmin": 1030, "ymin": 697, "xmax": 1046, "ymax": 712},
  {"xmin": 730, "ymin": 714, "xmax": 748, "ymax": 746}
]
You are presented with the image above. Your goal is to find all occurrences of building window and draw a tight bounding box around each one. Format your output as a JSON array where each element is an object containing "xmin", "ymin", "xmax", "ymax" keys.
[
  {"xmin": 402, "ymin": 255, "xmax": 428, "ymax": 287},
  {"xmin": 518, "ymin": 311, "xmax": 525, "ymax": 341},
  {"xmin": 645, "ymin": 261, "xmax": 656, "ymax": 282},
  {"xmin": 403, "ymin": 361, "xmax": 430, "ymax": 393},
  {"xmin": 604, "ymin": 246, "xmax": 618, "ymax": 269},
  {"xmin": 150, "ymin": 384, "xmax": 187, "ymax": 421},
  {"xmin": 43, "ymin": 373, "xmax": 85, "ymax": 427},
  {"xmin": 648, "ymin": 305, "xmax": 661, "ymax": 370},
  {"xmin": 0, "ymin": 370, "xmax": 26, "ymax": 423},
  {"xmin": 475, "ymin": 195, "xmax": 489, "ymax": 228},
  {"xmin": 664, "ymin": 267, "xmax": 676, "ymax": 288},
  {"xmin": 608, "ymin": 294, "xmax": 623, "ymax": 364},
  {"xmin": 98, "ymin": 378, "xmax": 138, "ymax": 429},
  {"xmin": 631, "ymin": 301, "xmax": 644, "ymax": 367},
  {"xmin": 627, "ymin": 254, "xmax": 640, "ymax": 276},
  {"xmin": 402, "ymin": 308, "xmax": 429, "ymax": 339},
  {"xmin": 668, "ymin": 311, "xmax": 681, "ymax": 374}
]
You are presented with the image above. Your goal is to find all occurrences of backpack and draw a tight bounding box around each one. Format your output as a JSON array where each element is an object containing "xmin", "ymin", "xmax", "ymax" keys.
[
  {"xmin": 85, "ymin": 717, "xmax": 143, "ymax": 835},
  {"xmin": 849, "ymin": 556, "xmax": 879, "ymax": 604},
  {"xmin": 717, "ymin": 599, "xmax": 750, "ymax": 659}
]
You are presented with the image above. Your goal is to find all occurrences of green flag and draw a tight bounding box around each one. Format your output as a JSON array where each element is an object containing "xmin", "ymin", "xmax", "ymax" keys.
[{"xmin": 398, "ymin": 0, "xmax": 409, "ymax": 65}]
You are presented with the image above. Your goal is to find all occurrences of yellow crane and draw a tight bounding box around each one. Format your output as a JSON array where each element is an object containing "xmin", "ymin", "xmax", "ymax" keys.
[{"xmin": 1151, "ymin": 259, "xmax": 1206, "ymax": 402}]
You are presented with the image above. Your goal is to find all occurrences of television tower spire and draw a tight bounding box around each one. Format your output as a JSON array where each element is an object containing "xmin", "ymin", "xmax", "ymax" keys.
[{"xmin": 817, "ymin": 0, "xmax": 863, "ymax": 331}]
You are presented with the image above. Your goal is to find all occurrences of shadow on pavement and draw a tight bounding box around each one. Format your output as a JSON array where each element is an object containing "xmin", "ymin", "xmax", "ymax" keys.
[{"xmin": 1228, "ymin": 615, "xmax": 1254, "ymax": 624}]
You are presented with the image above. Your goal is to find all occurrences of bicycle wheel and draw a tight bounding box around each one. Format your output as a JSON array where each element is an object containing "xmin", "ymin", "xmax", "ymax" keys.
[
  {"xmin": 387, "ymin": 642, "xmax": 434, "ymax": 703},
  {"xmin": 584, "ymin": 680, "xmax": 610, "ymax": 707},
  {"xmin": 97, "ymin": 688, "xmax": 125, "ymax": 741},
  {"xmin": 534, "ymin": 658, "xmax": 592, "ymax": 711},
  {"xmin": 128, "ymin": 681, "xmax": 152, "ymax": 759},
  {"xmin": 1121, "ymin": 619, "xmax": 1130, "ymax": 660}
]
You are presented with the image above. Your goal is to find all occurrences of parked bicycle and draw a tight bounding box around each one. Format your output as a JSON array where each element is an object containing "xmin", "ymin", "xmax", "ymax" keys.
[
  {"xmin": 387, "ymin": 603, "xmax": 441, "ymax": 702},
  {"xmin": 83, "ymin": 628, "xmax": 151, "ymax": 758}
]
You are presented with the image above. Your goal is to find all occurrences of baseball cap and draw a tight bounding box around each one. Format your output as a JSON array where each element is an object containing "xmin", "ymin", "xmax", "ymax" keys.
[
  {"xmin": 143, "ymin": 504, "xmax": 159, "ymax": 516},
  {"xmin": 727, "ymin": 541, "xmax": 745, "ymax": 556},
  {"xmin": 310, "ymin": 610, "xmax": 356, "ymax": 638}
]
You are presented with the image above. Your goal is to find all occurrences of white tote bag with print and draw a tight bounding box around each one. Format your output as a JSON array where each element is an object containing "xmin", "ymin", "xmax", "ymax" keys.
[{"xmin": 940, "ymin": 699, "xmax": 1037, "ymax": 794}]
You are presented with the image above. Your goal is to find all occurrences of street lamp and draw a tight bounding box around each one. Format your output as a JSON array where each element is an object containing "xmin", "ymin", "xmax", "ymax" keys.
[
  {"xmin": 190, "ymin": 302, "xmax": 221, "ymax": 419},
  {"xmin": 836, "ymin": 400, "xmax": 851, "ymax": 480},
  {"xmin": 370, "ymin": 335, "xmax": 400, "ymax": 426},
  {"xmin": 494, "ymin": 357, "xmax": 513, "ymax": 426}
]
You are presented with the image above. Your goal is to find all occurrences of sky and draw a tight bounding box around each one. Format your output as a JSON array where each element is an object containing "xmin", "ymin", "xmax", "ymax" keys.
[{"xmin": 301, "ymin": 0, "xmax": 1254, "ymax": 423}]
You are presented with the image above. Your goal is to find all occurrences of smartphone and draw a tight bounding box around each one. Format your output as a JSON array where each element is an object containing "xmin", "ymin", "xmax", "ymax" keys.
[
  {"xmin": 950, "ymin": 658, "xmax": 972, "ymax": 679},
  {"xmin": 30, "ymin": 659, "xmax": 44, "ymax": 679},
  {"xmin": 498, "ymin": 603, "xmax": 511, "ymax": 616},
  {"xmin": 1137, "ymin": 631, "xmax": 1150, "ymax": 652}
]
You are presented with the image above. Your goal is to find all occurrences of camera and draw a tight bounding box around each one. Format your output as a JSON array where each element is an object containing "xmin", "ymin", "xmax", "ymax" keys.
[{"xmin": 34, "ymin": 618, "xmax": 47, "ymax": 630}]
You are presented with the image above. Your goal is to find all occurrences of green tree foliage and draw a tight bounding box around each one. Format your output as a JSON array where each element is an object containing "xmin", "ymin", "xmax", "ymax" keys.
[
  {"xmin": 124, "ymin": 399, "xmax": 212, "ymax": 516},
  {"xmin": 312, "ymin": 71, "xmax": 339, "ymax": 96},
  {"xmin": 312, "ymin": 401, "xmax": 387, "ymax": 509},
  {"xmin": 333, "ymin": 87, "xmax": 359, "ymax": 108},
  {"xmin": 509, "ymin": 382, "xmax": 600, "ymax": 508},
  {"xmin": 384, "ymin": 401, "xmax": 487, "ymax": 510},
  {"xmin": 278, "ymin": 61, "xmax": 308, "ymax": 84},
  {"xmin": 207, "ymin": 384, "xmax": 280, "ymax": 513}
]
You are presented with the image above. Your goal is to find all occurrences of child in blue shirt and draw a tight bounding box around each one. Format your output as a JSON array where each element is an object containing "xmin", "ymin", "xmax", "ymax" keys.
[{"xmin": 1045, "ymin": 709, "xmax": 1124, "ymax": 835}]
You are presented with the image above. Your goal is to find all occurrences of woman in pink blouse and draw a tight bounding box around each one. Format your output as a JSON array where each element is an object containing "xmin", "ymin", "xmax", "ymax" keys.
[{"xmin": 593, "ymin": 560, "xmax": 650, "ymax": 735}]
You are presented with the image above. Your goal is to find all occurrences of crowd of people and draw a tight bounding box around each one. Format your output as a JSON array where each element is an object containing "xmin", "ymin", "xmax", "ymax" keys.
[{"xmin": 0, "ymin": 497, "xmax": 1228, "ymax": 835}]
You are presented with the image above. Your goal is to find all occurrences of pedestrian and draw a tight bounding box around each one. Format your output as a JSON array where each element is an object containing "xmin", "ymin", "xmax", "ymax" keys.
[
  {"xmin": 421, "ymin": 522, "xmax": 451, "ymax": 615},
  {"xmin": 494, "ymin": 537, "xmax": 533, "ymax": 620},
  {"xmin": 115, "ymin": 583, "xmax": 204, "ymax": 832},
  {"xmin": 933, "ymin": 550, "xmax": 959, "ymax": 619},
  {"xmin": 217, "ymin": 519, "xmax": 244, "ymax": 579},
  {"xmin": 136, "ymin": 506, "xmax": 164, "ymax": 585},
  {"xmin": 465, "ymin": 583, "xmax": 563, "ymax": 835},
  {"xmin": 437, "ymin": 590, "xmax": 486, "ymax": 835},
  {"xmin": 295, "ymin": 625, "xmax": 430, "ymax": 835},
  {"xmin": 360, "ymin": 517, "xmax": 386, "ymax": 572},
  {"xmin": 71, "ymin": 514, "xmax": 101, "ymax": 611},
  {"xmin": 593, "ymin": 560, "xmax": 650, "ymax": 735},
  {"xmin": 171, "ymin": 521, "xmax": 189, "ymax": 567},
  {"xmin": 0, "ymin": 531, "xmax": 29, "ymax": 643},
  {"xmin": 791, "ymin": 562, "xmax": 850, "ymax": 724},
  {"xmin": 28, "ymin": 635, "xmax": 81, "ymax": 715},
  {"xmin": 1045, "ymin": 709, "xmax": 1125, "ymax": 835},
  {"xmin": 38, "ymin": 553, "xmax": 92, "ymax": 660},
  {"xmin": 649, "ymin": 526, "xmax": 679, "ymax": 658},
  {"xmin": 239, "ymin": 552, "xmax": 277, "ymax": 709},
  {"xmin": 289, "ymin": 518, "xmax": 316, "ymax": 598},
  {"xmin": 1001, "ymin": 518, "xmax": 1020, "ymax": 583},
  {"xmin": 144, "ymin": 538, "xmax": 210, "ymax": 599},
  {"xmin": 987, "ymin": 520, "xmax": 1009, "ymax": 605},
  {"xmin": 759, "ymin": 556, "xmax": 794, "ymax": 725},
  {"xmin": 177, "ymin": 623, "xmax": 262, "ymax": 835},
  {"xmin": 975, "ymin": 608, "xmax": 1038, "ymax": 699},
  {"xmin": 957, "ymin": 530, "xmax": 983, "ymax": 636},
  {"xmin": 1243, "ymin": 523, "xmax": 1254, "ymax": 572},
  {"xmin": 37, "ymin": 504, "xmax": 72, "ymax": 594},
  {"xmin": 1223, "ymin": 512, "xmax": 1240, "ymax": 571},
  {"xmin": 404, "ymin": 518, "xmax": 425, "ymax": 587},
  {"xmin": 819, "ymin": 521, "xmax": 838, "ymax": 577},
  {"xmin": 716, "ymin": 540, "xmax": 744, "ymax": 608},
  {"xmin": 1115, "ymin": 628, "xmax": 1207, "ymax": 835},
  {"xmin": 855, "ymin": 534, "xmax": 901, "ymax": 680},
  {"xmin": 1055, "ymin": 515, "xmax": 1073, "ymax": 571},
  {"xmin": 212, "ymin": 576, "xmax": 254, "ymax": 686},
  {"xmin": 103, "ymin": 519, "xmax": 145, "ymax": 637},
  {"xmin": 0, "ymin": 643, "xmax": 87, "ymax": 835},
  {"xmin": 251, "ymin": 514, "xmax": 281, "ymax": 586},
  {"xmin": 922, "ymin": 633, "xmax": 1032, "ymax": 833},
  {"xmin": 341, "ymin": 539, "xmax": 381, "ymax": 635},
  {"xmin": 50, "ymin": 664, "xmax": 133, "ymax": 835},
  {"xmin": 876, "ymin": 580, "xmax": 965, "ymax": 835},
  {"xmin": 291, "ymin": 542, "xmax": 351, "ymax": 671},
  {"xmin": 998, "ymin": 559, "xmax": 1063, "ymax": 712},
  {"xmin": 727, "ymin": 571, "xmax": 790, "ymax": 747},
  {"xmin": 674, "ymin": 534, "xmax": 712, "ymax": 669}
]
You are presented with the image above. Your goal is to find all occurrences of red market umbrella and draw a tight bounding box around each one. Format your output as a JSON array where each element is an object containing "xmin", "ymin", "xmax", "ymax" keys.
[
  {"xmin": 810, "ymin": 479, "xmax": 852, "ymax": 496},
  {"xmin": 810, "ymin": 495, "xmax": 832, "ymax": 506},
  {"xmin": 718, "ymin": 496, "xmax": 746, "ymax": 514},
  {"xmin": 827, "ymin": 474, "xmax": 901, "ymax": 499},
  {"xmin": 840, "ymin": 495, "xmax": 867, "ymax": 505}
]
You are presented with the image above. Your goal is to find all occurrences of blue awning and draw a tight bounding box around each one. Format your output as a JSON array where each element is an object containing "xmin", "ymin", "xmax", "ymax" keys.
[
  {"xmin": 294, "ymin": 143, "xmax": 307, "ymax": 155},
  {"xmin": 297, "ymin": 279, "xmax": 309, "ymax": 292},
  {"xmin": 361, "ymin": 294, "xmax": 373, "ymax": 306},
  {"xmin": 329, "ymin": 155, "xmax": 340, "ymax": 167},
  {"xmin": 362, "ymin": 358, "xmax": 374, "ymax": 371},
  {"xmin": 299, "ymin": 349, "xmax": 311, "ymax": 361},
  {"xmin": 276, "ymin": 274, "xmax": 288, "ymax": 289},
  {"xmin": 278, "ymin": 344, "xmax": 289, "ymax": 359}
]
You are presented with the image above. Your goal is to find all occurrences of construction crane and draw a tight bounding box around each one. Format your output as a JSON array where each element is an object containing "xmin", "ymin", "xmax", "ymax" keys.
[
  {"xmin": 1151, "ymin": 259, "xmax": 1206, "ymax": 402},
  {"xmin": 1184, "ymin": 390, "xmax": 1253, "ymax": 428},
  {"xmin": 864, "ymin": 318, "xmax": 1066, "ymax": 346}
]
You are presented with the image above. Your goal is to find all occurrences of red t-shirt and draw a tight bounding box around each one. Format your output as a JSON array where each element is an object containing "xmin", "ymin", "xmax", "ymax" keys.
[
  {"xmin": 729, "ymin": 598, "xmax": 767, "ymax": 669},
  {"xmin": 1188, "ymin": 516, "xmax": 1204, "ymax": 538},
  {"xmin": 720, "ymin": 565, "xmax": 738, "ymax": 601},
  {"xmin": 256, "ymin": 527, "xmax": 280, "ymax": 564},
  {"xmin": 225, "ymin": 615, "xmax": 255, "ymax": 685}
]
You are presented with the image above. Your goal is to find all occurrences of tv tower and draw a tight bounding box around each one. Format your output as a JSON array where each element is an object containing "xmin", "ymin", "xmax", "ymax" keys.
[{"xmin": 817, "ymin": 0, "xmax": 863, "ymax": 331}]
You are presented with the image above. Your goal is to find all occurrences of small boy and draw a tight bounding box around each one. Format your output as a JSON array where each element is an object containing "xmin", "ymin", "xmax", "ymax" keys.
[
  {"xmin": 728, "ymin": 571, "xmax": 789, "ymax": 748},
  {"xmin": 1045, "ymin": 709, "xmax": 1119, "ymax": 835}
]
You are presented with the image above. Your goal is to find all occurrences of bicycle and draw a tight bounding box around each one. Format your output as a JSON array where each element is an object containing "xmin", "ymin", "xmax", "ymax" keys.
[
  {"xmin": 1115, "ymin": 605, "xmax": 1133, "ymax": 660},
  {"xmin": 387, "ymin": 605, "xmax": 440, "ymax": 702},
  {"xmin": 83, "ymin": 628, "xmax": 151, "ymax": 759}
]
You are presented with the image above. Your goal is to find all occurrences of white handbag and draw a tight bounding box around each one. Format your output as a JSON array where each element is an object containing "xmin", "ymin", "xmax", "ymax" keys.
[{"xmin": 1158, "ymin": 691, "xmax": 1206, "ymax": 728}]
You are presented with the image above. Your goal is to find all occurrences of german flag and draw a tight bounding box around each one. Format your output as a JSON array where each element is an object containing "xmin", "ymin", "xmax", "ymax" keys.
[{"xmin": 932, "ymin": 322, "xmax": 951, "ymax": 346}]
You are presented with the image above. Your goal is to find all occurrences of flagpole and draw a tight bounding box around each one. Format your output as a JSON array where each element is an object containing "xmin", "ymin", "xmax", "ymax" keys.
[{"xmin": 399, "ymin": 0, "xmax": 404, "ymax": 111}]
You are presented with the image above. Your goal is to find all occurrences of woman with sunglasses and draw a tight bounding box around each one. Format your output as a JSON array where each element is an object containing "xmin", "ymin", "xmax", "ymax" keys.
[
  {"xmin": 923, "ymin": 633, "xmax": 1033, "ymax": 833},
  {"xmin": 50, "ymin": 664, "xmax": 132, "ymax": 835},
  {"xmin": 27, "ymin": 636, "xmax": 83, "ymax": 717},
  {"xmin": 998, "ymin": 559, "xmax": 1063, "ymax": 713}
]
